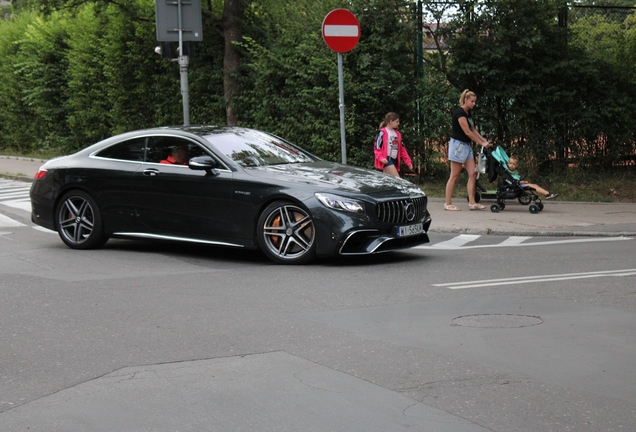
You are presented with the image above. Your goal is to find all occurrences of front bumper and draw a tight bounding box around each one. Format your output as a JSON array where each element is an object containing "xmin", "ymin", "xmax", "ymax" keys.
[
  {"xmin": 338, "ymin": 213, "xmax": 431, "ymax": 255},
  {"xmin": 311, "ymin": 205, "xmax": 432, "ymax": 257}
]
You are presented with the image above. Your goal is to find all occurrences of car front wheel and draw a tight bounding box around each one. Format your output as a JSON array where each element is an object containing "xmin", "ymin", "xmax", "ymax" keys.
[
  {"xmin": 257, "ymin": 201, "xmax": 316, "ymax": 264},
  {"xmin": 56, "ymin": 190, "xmax": 107, "ymax": 249}
]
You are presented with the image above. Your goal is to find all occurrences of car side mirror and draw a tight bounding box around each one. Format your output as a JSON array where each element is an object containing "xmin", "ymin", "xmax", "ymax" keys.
[{"xmin": 189, "ymin": 156, "xmax": 220, "ymax": 176}]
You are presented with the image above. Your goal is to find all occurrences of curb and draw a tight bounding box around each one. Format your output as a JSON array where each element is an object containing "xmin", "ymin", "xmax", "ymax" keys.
[
  {"xmin": 0, "ymin": 173, "xmax": 33, "ymax": 183},
  {"xmin": 0, "ymin": 155, "xmax": 48, "ymax": 162},
  {"xmin": 429, "ymin": 227, "xmax": 636, "ymax": 237}
]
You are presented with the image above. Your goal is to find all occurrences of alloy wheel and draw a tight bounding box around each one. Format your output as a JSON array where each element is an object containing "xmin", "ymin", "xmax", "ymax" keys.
[
  {"xmin": 259, "ymin": 202, "xmax": 316, "ymax": 264},
  {"xmin": 56, "ymin": 191, "xmax": 106, "ymax": 249}
]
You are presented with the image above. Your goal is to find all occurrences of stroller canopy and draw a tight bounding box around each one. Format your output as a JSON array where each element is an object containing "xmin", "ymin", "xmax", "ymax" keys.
[{"xmin": 491, "ymin": 147, "xmax": 510, "ymax": 166}]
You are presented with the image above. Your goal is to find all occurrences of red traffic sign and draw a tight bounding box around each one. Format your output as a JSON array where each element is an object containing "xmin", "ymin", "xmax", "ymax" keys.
[{"xmin": 322, "ymin": 9, "xmax": 360, "ymax": 53}]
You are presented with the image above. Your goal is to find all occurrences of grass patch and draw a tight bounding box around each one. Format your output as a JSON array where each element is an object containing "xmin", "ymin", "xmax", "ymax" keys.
[{"xmin": 0, "ymin": 149, "xmax": 58, "ymax": 160}]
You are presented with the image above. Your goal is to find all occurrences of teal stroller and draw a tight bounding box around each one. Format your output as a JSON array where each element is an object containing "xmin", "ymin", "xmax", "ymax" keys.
[{"xmin": 473, "ymin": 146, "xmax": 544, "ymax": 213}]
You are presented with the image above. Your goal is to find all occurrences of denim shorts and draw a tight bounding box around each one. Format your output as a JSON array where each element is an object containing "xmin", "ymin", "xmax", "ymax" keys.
[
  {"xmin": 386, "ymin": 157, "xmax": 397, "ymax": 166},
  {"xmin": 449, "ymin": 138, "xmax": 474, "ymax": 163}
]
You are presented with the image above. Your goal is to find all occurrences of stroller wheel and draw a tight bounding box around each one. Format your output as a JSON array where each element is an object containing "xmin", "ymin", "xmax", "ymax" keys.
[
  {"xmin": 529, "ymin": 204, "xmax": 540, "ymax": 214},
  {"xmin": 490, "ymin": 204, "xmax": 500, "ymax": 213},
  {"xmin": 498, "ymin": 202, "xmax": 506, "ymax": 211},
  {"xmin": 538, "ymin": 203, "xmax": 544, "ymax": 211},
  {"xmin": 518, "ymin": 195, "xmax": 532, "ymax": 205}
]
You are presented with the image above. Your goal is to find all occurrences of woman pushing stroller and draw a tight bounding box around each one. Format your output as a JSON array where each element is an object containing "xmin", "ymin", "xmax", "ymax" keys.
[{"xmin": 444, "ymin": 90, "xmax": 492, "ymax": 211}]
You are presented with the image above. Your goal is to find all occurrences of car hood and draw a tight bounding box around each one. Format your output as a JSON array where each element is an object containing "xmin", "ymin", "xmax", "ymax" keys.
[{"xmin": 245, "ymin": 161, "xmax": 424, "ymax": 197}]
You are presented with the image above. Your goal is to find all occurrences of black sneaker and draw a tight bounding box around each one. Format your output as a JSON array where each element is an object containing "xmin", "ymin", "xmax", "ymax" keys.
[{"xmin": 545, "ymin": 192, "xmax": 558, "ymax": 200}]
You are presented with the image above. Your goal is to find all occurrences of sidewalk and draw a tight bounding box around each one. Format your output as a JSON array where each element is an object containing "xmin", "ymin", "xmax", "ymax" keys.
[
  {"xmin": 2, "ymin": 155, "xmax": 636, "ymax": 237},
  {"xmin": 0, "ymin": 155, "xmax": 46, "ymax": 182},
  {"xmin": 427, "ymin": 198, "xmax": 636, "ymax": 237}
]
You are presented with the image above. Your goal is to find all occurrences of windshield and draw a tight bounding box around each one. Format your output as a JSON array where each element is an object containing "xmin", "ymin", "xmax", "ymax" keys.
[{"xmin": 203, "ymin": 129, "xmax": 317, "ymax": 167}]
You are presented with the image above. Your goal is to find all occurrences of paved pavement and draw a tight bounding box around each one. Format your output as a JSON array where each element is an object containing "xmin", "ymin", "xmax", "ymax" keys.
[
  {"xmin": 2, "ymin": 155, "xmax": 636, "ymax": 237},
  {"xmin": 427, "ymin": 198, "xmax": 636, "ymax": 237},
  {"xmin": 0, "ymin": 155, "xmax": 47, "ymax": 182}
]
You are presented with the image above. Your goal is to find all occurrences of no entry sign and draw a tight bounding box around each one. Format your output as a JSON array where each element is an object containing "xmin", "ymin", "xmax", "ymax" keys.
[{"xmin": 322, "ymin": 9, "xmax": 360, "ymax": 53}]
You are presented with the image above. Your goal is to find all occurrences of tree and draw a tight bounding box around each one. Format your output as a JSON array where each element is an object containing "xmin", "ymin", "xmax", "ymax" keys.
[
  {"xmin": 10, "ymin": 0, "xmax": 249, "ymax": 125},
  {"xmin": 9, "ymin": 13, "xmax": 71, "ymax": 151},
  {"xmin": 447, "ymin": 0, "xmax": 575, "ymax": 170},
  {"xmin": 219, "ymin": 0, "xmax": 245, "ymax": 125},
  {"xmin": 446, "ymin": 0, "xmax": 635, "ymax": 171},
  {"xmin": 0, "ymin": 12, "xmax": 38, "ymax": 152}
]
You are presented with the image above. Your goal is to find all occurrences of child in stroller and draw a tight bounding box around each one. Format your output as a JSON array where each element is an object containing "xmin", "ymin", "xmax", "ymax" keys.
[
  {"xmin": 507, "ymin": 156, "xmax": 558, "ymax": 200},
  {"xmin": 480, "ymin": 146, "xmax": 557, "ymax": 213}
]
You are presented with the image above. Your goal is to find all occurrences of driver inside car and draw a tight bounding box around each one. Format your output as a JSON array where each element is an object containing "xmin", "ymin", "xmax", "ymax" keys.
[{"xmin": 160, "ymin": 144, "xmax": 189, "ymax": 165}]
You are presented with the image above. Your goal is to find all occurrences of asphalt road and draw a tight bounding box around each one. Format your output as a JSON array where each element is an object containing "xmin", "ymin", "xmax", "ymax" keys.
[{"xmin": 1, "ymin": 191, "xmax": 635, "ymax": 431}]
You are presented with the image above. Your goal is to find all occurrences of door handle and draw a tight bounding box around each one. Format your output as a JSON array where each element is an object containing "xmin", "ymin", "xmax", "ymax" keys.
[{"xmin": 143, "ymin": 168, "xmax": 160, "ymax": 176}]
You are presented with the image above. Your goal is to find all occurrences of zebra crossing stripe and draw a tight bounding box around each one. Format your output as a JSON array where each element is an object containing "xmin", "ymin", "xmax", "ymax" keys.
[
  {"xmin": 498, "ymin": 236, "xmax": 532, "ymax": 246},
  {"xmin": 0, "ymin": 213, "xmax": 25, "ymax": 227},
  {"xmin": 415, "ymin": 234, "xmax": 480, "ymax": 249},
  {"xmin": 0, "ymin": 191, "xmax": 30, "ymax": 199},
  {"xmin": 420, "ymin": 235, "xmax": 631, "ymax": 250},
  {"xmin": 0, "ymin": 180, "xmax": 31, "ymax": 202},
  {"xmin": 3, "ymin": 200, "xmax": 31, "ymax": 212}
]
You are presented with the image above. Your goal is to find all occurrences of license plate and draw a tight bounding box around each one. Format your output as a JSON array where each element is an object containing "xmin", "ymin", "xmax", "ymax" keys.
[{"xmin": 396, "ymin": 223, "xmax": 423, "ymax": 238}]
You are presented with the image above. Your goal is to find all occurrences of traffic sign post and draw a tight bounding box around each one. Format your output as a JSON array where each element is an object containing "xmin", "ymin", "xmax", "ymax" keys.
[
  {"xmin": 322, "ymin": 9, "xmax": 360, "ymax": 54},
  {"xmin": 322, "ymin": 9, "xmax": 360, "ymax": 164},
  {"xmin": 155, "ymin": 0, "xmax": 203, "ymax": 126}
]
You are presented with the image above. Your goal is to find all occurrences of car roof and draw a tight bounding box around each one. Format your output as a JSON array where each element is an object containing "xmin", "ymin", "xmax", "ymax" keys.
[{"xmin": 155, "ymin": 125, "xmax": 254, "ymax": 137}]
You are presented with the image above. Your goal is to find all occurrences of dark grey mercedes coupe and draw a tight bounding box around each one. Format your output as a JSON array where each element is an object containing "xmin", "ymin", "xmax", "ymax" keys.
[{"xmin": 30, "ymin": 126, "xmax": 431, "ymax": 264}]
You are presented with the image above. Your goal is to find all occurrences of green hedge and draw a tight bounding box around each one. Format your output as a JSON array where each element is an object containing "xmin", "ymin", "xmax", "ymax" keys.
[{"xmin": 0, "ymin": 0, "xmax": 633, "ymax": 175}]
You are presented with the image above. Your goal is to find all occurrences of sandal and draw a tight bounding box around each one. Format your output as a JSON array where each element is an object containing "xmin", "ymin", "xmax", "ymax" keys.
[
  {"xmin": 444, "ymin": 204, "xmax": 461, "ymax": 211},
  {"xmin": 545, "ymin": 192, "xmax": 558, "ymax": 200},
  {"xmin": 469, "ymin": 203, "xmax": 486, "ymax": 210}
]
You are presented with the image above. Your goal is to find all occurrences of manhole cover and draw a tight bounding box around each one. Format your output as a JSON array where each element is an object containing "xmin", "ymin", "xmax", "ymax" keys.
[{"xmin": 452, "ymin": 314, "xmax": 543, "ymax": 328}]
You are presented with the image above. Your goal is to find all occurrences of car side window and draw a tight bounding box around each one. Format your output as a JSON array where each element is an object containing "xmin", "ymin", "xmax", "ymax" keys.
[
  {"xmin": 94, "ymin": 137, "xmax": 146, "ymax": 162},
  {"xmin": 146, "ymin": 136, "xmax": 218, "ymax": 166},
  {"xmin": 146, "ymin": 137, "xmax": 178, "ymax": 164}
]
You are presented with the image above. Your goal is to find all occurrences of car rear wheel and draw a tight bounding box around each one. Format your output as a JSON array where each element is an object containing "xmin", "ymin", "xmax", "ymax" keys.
[
  {"xmin": 257, "ymin": 201, "xmax": 316, "ymax": 264},
  {"xmin": 56, "ymin": 190, "xmax": 107, "ymax": 249}
]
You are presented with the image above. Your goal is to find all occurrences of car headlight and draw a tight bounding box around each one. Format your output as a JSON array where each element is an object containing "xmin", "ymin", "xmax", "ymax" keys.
[{"xmin": 315, "ymin": 193, "xmax": 365, "ymax": 213}]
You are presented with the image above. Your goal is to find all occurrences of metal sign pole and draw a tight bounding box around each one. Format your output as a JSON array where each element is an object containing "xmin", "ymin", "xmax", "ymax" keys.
[
  {"xmin": 322, "ymin": 10, "xmax": 359, "ymax": 165},
  {"xmin": 177, "ymin": 0, "xmax": 190, "ymax": 126},
  {"xmin": 337, "ymin": 53, "xmax": 346, "ymax": 164}
]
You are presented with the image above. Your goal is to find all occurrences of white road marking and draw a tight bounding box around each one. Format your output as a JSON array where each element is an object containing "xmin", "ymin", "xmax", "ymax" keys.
[
  {"xmin": 0, "ymin": 184, "xmax": 28, "ymax": 191},
  {"xmin": 0, "ymin": 191, "xmax": 30, "ymax": 199},
  {"xmin": 418, "ymin": 234, "xmax": 481, "ymax": 249},
  {"xmin": 0, "ymin": 213, "xmax": 25, "ymax": 227},
  {"xmin": 3, "ymin": 200, "xmax": 31, "ymax": 212},
  {"xmin": 421, "ymin": 235, "xmax": 632, "ymax": 249},
  {"xmin": 0, "ymin": 181, "xmax": 31, "ymax": 205},
  {"xmin": 433, "ymin": 268, "xmax": 636, "ymax": 290},
  {"xmin": 32, "ymin": 225, "xmax": 57, "ymax": 234},
  {"xmin": 483, "ymin": 236, "xmax": 633, "ymax": 248},
  {"xmin": 498, "ymin": 236, "xmax": 532, "ymax": 246}
]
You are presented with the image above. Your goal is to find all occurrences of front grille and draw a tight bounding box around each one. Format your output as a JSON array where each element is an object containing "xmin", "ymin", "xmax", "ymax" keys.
[{"xmin": 376, "ymin": 196, "xmax": 427, "ymax": 224}]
